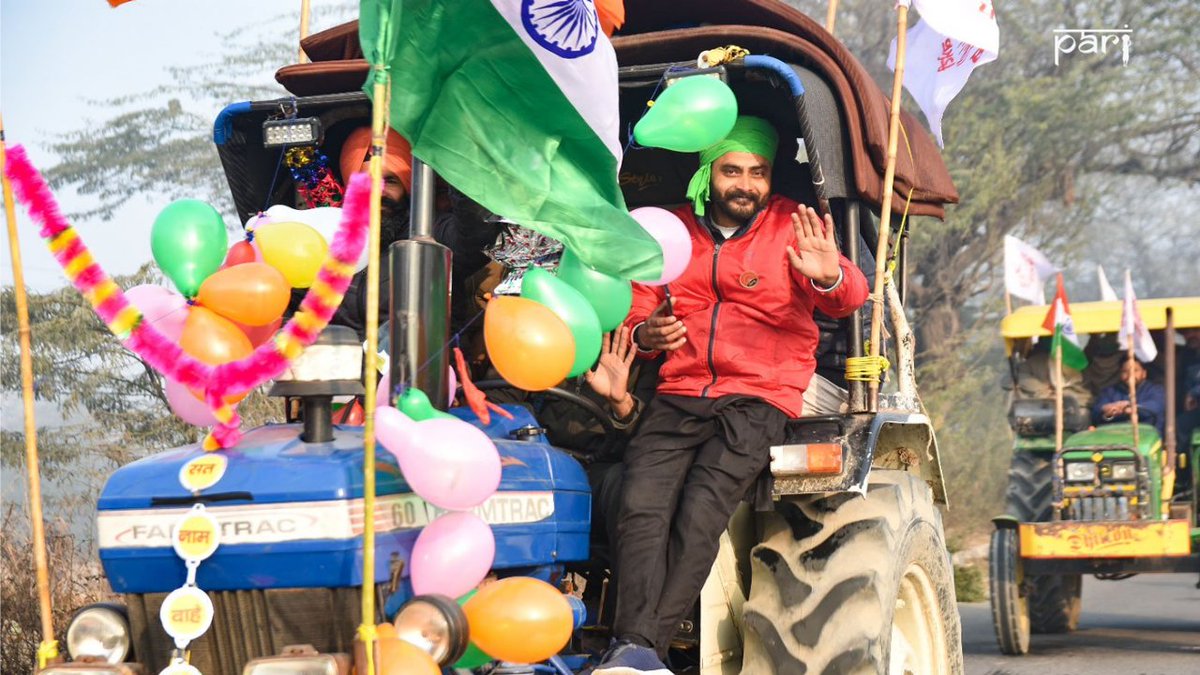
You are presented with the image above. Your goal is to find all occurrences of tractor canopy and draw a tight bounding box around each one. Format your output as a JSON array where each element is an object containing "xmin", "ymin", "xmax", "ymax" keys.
[
  {"xmin": 270, "ymin": 0, "xmax": 957, "ymax": 220},
  {"xmin": 1002, "ymin": 296, "xmax": 1200, "ymax": 351}
]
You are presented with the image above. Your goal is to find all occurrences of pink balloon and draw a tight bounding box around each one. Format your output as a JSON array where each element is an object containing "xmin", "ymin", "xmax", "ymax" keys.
[
  {"xmin": 165, "ymin": 378, "xmax": 218, "ymax": 426},
  {"xmin": 630, "ymin": 207, "xmax": 693, "ymax": 286},
  {"xmin": 378, "ymin": 367, "xmax": 458, "ymax": 408},
  {"xmin": 411, "ymin": 512, "xmax": 495, "ymax": 598},
  {"xmin": 374, "ymin": 406, "xmax": 502, "ymax": 511},
  {"xmin": 125, "ymin": 284, "xmax": 188, "ymax": 342}
]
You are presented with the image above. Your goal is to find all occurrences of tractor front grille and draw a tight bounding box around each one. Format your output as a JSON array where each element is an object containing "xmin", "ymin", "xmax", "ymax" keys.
[
  {"xmin": 1066, "ymin": 495, "xmax": 1133, "ymax": 521},
  {"xmin": 126, "ymin": 587, "xmax": 369, "ymax": 674}
]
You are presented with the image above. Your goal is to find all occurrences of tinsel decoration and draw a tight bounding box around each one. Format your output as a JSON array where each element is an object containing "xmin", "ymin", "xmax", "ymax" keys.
[{"xmin": 286, "ymin": 146, "xmax": 344, "ymax": 209}]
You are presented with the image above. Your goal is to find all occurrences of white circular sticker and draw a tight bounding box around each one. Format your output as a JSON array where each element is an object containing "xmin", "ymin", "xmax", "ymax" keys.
[
  {"xmin": 171, "ymin": 508, "xmax": 221, "ymax": 563},
  {"xmin": 159, "ymin": 586, "xmax": 214, "ymax": 644},
  {"xmin": 179, "ymin": 453, "xmax": 228, "ymax": 492}
]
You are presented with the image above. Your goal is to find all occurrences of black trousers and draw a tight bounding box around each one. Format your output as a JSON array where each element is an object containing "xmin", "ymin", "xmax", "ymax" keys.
[{"xmin": 612, "ymin": 394, "xmax": 788, "ymax": 654}]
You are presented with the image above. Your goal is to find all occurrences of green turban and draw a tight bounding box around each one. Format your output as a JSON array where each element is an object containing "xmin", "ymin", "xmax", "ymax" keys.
[{"xmin": 685, "ymin": 116, "xmax": 779, "ymax": 216}]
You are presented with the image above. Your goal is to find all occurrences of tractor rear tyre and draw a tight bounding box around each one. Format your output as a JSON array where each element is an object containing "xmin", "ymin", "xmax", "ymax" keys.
[
  {"xmin": 1004, "ymin": 451, "xmax": 1082, "ymax": 633},
  {"xmin": 740, "ymin": 470, "xmax": 963, "ymax": 675},
  {"xmin": 988, "ymin": 526, "xmax": 1030, "ymax": 655}
]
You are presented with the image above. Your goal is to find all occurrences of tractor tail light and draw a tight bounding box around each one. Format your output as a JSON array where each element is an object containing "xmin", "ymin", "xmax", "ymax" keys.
[{"xmin": 769, "ymin": 443, "xmax": 844, "ymax": 477}]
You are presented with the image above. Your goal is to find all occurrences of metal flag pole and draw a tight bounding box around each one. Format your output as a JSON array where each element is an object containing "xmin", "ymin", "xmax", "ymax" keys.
[
  {"xmin": 867, "ymin": 0, "xmax": 910, "ymax": 411},
  {"xmin": 1, "ymin": 114, "xmax": 60, "ymax": 668}
]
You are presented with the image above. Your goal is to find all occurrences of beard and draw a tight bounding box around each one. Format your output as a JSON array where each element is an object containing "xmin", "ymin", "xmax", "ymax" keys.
[
  {"xmin": 379, "ymin": 196, "xmax": 411, "ymax": 246},
  {"xmin": 711, "ymin": 187, "xmax": 767, "ymax": 225}
]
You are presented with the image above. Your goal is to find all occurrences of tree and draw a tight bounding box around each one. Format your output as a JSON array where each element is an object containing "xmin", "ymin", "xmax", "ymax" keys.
[
  {"xmin": 785, "ymin": 0, "xmax": 1199, "ymax": 537},
  {"xmin": 42, "ymin": 4, "xmax": 355, "ymax": 221},
  {"xmin": 0, "ymin": 266, "xmax": 279, "ymax": 474}
]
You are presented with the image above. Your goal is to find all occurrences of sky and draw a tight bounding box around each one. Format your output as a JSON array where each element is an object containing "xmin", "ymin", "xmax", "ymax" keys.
[{"xmin": 0, "ymin": 0, "xmax": 352, "ymax": 290}]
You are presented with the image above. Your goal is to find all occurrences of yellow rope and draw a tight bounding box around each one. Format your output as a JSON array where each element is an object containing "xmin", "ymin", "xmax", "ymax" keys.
[
  {"xmin": 846, "ymin": 355, "xmax": 891, "ymax": 383},
  {"xmin": 37, "ymin": 640, "xmax": 59, "ymax": 669}
]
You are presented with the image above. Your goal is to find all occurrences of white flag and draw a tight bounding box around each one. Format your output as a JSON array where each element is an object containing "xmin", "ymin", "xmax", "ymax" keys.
[
  {"xmin": 1119, "ymin": 269, "xmax": 1157, "ymax": 362},
  {"xmin": 1097, "ymin": 265, "xmax": 1118, "ymax": 302},
  {"xmin": 911, "ymin": 0, "xmax": 1000, "ymax": 53},
  {"xmin": 1004, "ymin": 235, "xmax": 1057, "ymax": 305},
  {"xmin": 889, "ymin": 1, "xmax": 999, "ymax": 146}
]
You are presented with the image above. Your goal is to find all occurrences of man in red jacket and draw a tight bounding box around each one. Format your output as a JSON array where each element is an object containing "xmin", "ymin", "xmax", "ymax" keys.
[{"xmin": 594, "ymin": 116, "xmax": 869, "ymax": 674}]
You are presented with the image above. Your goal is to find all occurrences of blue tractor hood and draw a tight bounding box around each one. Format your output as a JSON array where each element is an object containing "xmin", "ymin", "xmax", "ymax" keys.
[{"xmin": 97, "ymin": 405, "xmax": 590, "ymax": 594}]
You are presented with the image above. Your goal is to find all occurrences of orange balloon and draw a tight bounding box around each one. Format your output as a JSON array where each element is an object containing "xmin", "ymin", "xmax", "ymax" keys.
[
  {"xmin": 463, "ymin": 577, "xmax": 573, "ymax": 664},
  {"xmin": 181, "ymin": 306, "xmax": 254, "ymax": 403},
  {"xmin": 377, "ymin": 637, "xmax": 439, "ymax": 675},
  {"xmin": 197, "ymin": 262, "xmax": 290, "ymax": 326},
  {"xmin": 235, "ymin": 317, "xmax": 283, "ymax": 347},
  {"xmin": 483, "ymin": 296, "xmax": 574, "ymax": 391}
]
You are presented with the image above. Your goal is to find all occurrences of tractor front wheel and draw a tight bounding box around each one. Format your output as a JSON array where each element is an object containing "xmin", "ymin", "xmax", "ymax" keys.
[{"xmin": 988, "ymin": 526, "xmax": 1031, "ymax": 655}]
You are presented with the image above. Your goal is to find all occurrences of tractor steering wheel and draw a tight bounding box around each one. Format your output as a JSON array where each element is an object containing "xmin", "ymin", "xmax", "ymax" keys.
[{"xmin": 472, "ymin": 380, "xmax": 621, "ymax": 458}]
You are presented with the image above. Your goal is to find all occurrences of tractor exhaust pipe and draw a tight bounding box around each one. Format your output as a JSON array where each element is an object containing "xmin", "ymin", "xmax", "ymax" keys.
[{"xmin": 388, "ymin": 158, "xmax": 451, "ymax": 409}]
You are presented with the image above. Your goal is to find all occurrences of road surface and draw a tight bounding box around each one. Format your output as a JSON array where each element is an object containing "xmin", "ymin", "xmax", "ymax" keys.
[{"xmin": 960, "ymin": 573, "xmax": 1200, "ymax": 674}]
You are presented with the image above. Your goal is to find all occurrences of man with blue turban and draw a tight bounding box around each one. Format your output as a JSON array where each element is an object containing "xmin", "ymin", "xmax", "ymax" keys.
[{"xmin": 594, "ymin": 116, "xmax": 870, "ymax": 674}]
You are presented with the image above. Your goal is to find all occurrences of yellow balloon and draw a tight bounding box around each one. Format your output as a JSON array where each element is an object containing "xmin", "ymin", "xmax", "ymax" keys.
[{"xmin": 254, "ymin": 220, "xmax": 329, "ymax": 288}]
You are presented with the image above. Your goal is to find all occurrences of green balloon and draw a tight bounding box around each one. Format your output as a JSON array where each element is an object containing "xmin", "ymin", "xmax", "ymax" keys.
[
  {"xmin": 150, "ymin": 199, "xmax": 228, "ymax": 297},
  {"xmin": 557, "ymin": 250, "xmax": 633, "ymax": 333},
  {"xmin": 521, "ymin": 268, "xmax": 602, "ymax": 378},
  {"xmin": 455, "ymin": 590, "xmax": 494, "ymax": 669},
  {"xmin": 397, "ymin": 388, "xmax": 455, "ymax": 421},
  {"xmin": 633, "ymin": 75, "xmax": 739, "ymax": 152}
]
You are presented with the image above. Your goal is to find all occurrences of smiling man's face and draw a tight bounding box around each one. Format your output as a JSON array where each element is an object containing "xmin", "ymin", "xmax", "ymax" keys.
[{"xmin": 710, "ymin": 151, "xmax": 773, "ymax": 226}]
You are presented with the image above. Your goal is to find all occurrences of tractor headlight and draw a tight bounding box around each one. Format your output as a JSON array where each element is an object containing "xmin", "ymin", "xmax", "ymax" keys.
[
  {"xmin": 65, "ymin": 604, "xmax": 131, "ymax": 664},
  {"xmin": 1110, "ymin": 462, "xmax": 1136, "ymax": 481},
  {"xmin": 392, "ymin": 594, "xmax": 469, "ymax": 667},
  {"xmin": 1065, "ymin": 462, "xmax": 1097, "ymax": 483}
]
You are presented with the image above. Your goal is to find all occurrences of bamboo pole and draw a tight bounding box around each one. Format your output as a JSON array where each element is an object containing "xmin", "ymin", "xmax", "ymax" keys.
[
  {"xmin": 358, "ymin": 66, "xmax": 390, "ymax": 675},
  {"xmin": 1052, "ymin": 340, "xmax": 1064, "ymax": 520},
  {"xmin": 1127, "ymin": 340, "xmax": 1141, "ymax": 452},
  {"xmin": 298, "ymin": 0, "xmax": 312, "ymax": 63},
  {"xmin": 1005, "ymin": 291, "xmax": 1013, "ymax": 316},
  {"xmin": 826, "ymin": 0, "xmax": 840, "ymax": 35},
  {"xmin": 868, "ymin": 2, "xmax": 909, "ymax": 410},
  {"xmin": 1, "ymin": 115, "xmax": 60, "ymax": 667},
  {"xmin": 1165, "ymin": 308, "xmax": 1177, "ymax": 477}
]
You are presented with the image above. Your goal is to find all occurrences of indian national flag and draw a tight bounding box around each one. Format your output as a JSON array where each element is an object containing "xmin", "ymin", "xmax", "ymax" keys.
[
  {"xmin": 1041, "ymin": 274, "xmax": 1088, "ymax": 371},
  {"xmin": 359, "ymin": 0, "xmax": 662, "ymax": 280}
]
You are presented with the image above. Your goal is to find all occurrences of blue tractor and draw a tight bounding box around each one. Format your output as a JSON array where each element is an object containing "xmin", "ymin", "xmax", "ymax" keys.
[{"xmin": 51, "ymin": 3, "xmax": 964, "ymax": 674}]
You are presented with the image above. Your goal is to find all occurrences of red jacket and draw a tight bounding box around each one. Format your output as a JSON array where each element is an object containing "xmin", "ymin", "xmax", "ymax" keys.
[{"xmin": 624, "ymin": 195, "xmax": 869, "ymax": 418}]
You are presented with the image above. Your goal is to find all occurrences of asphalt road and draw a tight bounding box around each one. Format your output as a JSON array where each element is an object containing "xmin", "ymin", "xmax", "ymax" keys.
[{"xmin": 960, "ymin": 573, "xmax": 1200, "ymax": 675}]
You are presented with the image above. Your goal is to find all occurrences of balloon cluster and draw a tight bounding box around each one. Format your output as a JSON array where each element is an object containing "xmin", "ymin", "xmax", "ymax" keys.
[
  {"xmin": 140, "ymin": 200, "xmax": 352, "ymax": 426},
  {"xmin": 374, "ymin": 392, "xmax": 577, "ymax": 666},
  {"xmin": 482, "ymin": 207, "xmax": 692, "ymax": 391},
  {"xmin": 375, "ymin": 400, "xmax": 500, "ymax": 596}
]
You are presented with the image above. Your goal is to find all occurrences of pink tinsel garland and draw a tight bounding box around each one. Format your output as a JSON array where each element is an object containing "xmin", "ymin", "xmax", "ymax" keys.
[{"xmin": 4, "ymin": 144, "xmax": 371, "ymax": 449}]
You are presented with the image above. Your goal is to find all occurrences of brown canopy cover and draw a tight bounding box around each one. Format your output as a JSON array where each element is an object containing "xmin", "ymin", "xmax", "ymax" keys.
[{"xmin": 277, "ymin": 0, "xmax": 957, "ymax": 218}]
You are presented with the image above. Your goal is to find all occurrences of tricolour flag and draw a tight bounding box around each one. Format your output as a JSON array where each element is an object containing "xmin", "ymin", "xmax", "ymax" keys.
[
  {"xmin": 1004, "ymin": 235, "xmax": 1057, "ymax": 305},
  {"xmin": 1041, "ymin": 274, "xmax": 1088, "ymax": 371},
  {"xmin": 889, "ymin": 0, "xmax": 999, "ymax": 146},
  {"xmin": 1119, "ymin": 269, "xmax": 1157, "ymax": 362},
  {"xmin": 359, "ymin": 0, "xmax": 661, "ymax": 280}
]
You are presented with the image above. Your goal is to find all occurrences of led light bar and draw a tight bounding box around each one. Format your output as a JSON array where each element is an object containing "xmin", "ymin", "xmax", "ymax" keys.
[{"xmin": 263, "ymin": 117, "xmax": 322, "ymax": 148}]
